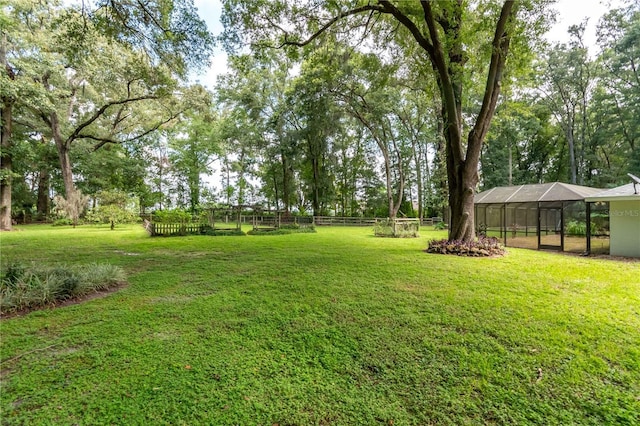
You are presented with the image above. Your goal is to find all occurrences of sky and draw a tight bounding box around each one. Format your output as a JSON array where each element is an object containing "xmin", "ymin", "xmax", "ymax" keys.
[{"xmin": 191, "ymin": 0, "xmax": 622, "ymax": 89}]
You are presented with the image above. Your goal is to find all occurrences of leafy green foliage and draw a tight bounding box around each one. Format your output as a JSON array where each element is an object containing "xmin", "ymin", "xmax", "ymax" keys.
[
  {"xmin": 86, "ymin": 190, "xmax": 139, "ymax": 228},
  {"xmin": 434, "ymin": 221, "xmax": 447, "ymax": 231},
  {"xmin": 247, "ymin": 224, "xmax": 316, "ymax": 235},
  {"xmin": 152, "ymin": 208, "xmax": 193, "ymax": 224},
  {"xmin": 90, "ymin": 0, "xmax": 214, "ymax": 77},
  {"xmin": 1, "ymin": 262, "xmax": 125, "ymax": 314},
  {"xmin": 52, "ymin": 190, "xmax": 90, "ymax": 227},
  {"xmin": 566, "ymin": 220, "xmax": 585, "ymax": 237},
  {"xmin": 198, "ymin": 225, "xmax": 245, "ymax": 236}
]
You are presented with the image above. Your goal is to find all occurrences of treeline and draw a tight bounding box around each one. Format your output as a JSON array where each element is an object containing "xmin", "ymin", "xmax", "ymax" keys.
[{"xmin": 2, "ymin": 1, "xmax": 638, "ymax": 230}]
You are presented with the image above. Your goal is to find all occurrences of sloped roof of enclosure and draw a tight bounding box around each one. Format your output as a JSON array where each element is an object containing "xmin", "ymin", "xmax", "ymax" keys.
[
  {"xmin": 475, "ymin": 182, "xmax": 603, "ymax": 204},
  {"xmin": 586, "ymin": 183, "xmax": 640, "ymax": 202}
]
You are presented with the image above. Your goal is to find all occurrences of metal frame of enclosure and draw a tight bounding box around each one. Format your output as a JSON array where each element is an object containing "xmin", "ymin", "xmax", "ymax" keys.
[{"xmin": 474, "ymin": 182, "xmax": 609, "ymax": 253}]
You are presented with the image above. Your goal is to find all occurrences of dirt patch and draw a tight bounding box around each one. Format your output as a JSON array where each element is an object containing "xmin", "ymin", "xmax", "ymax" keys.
[{"xmin": 0, "ymin": 282, "xmax": 128, "ymax": 320}]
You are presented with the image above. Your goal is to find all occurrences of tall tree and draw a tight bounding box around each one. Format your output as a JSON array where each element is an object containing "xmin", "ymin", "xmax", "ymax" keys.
[
  {"xmin": 592, "ymin": 3, "xmax": 640, "ymax": 180},
  {"xmin": 168, "ymin": 92, "xmax": 219, "ymax": 213},
  {"xmin": 221, "ymin": 0, "xmax": 550, "ymax": 241},
  {"xmin": 289, "ymin": 57, "xmax": 341, "ymax": 216},
  {"xmin": 541, "ymin": 22, "xmax": 593, "ymax": 185},
  {"xmin": 0, "ymin": 30, "xmax": 15, "ymax": 230},
  {"xmin": 1, "ymin": 0, "xmax": 212, "ymax": 228}
]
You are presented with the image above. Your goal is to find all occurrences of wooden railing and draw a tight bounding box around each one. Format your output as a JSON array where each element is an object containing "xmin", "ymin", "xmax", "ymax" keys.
[
  {"xmin": 148, "ymin": 222, "xmax": 203, "ymax": 236},
  {"xmin": 142, "ymin": 215, "xmax": 445, "ymax": 236}
]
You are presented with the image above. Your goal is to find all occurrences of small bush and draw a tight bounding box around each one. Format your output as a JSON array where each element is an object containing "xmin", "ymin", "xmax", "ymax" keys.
[
  {"xmin": 566, "ymin": 220, "xmax": 588, "ymax": 236},
  {"xmin": 434, "ymin": 221, "xmax": 447, "ymax": 230},
  {"xmin": 153, "ymin": 209, "xmax": 193, "ymax": 224},
  {"xmin": 426, "ymin": 237, "xmax": 506, "ymax": 257},
  {"xmin": 200, "ymin": 226, "xmax": 246, "ymax": 236},
  {"xmin": 0, "ymin": 262, "xmax": 126, "ymax": 314},
  {"xmin": 248, "ymin": 226, "xmax": 316, "ymax": 236},
  {"xmin": 52, "ymin": 218, "xmax": 73, "ymax": 226},
  {"xmin": 279, "ymin": 223, "xmax": 300, "ymax": 230}
]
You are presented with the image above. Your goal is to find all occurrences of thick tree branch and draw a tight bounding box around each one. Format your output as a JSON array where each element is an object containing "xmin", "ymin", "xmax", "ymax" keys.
[
  {"xmin": 378, "ymin": 1, "xmax": 435, "ymax": 59},
  {"xmin": 278, "ymin": 5, "xmax": 384, "ymax": 48},
  {"xmin": 66, "ymin": 95, "xmax": 158, "ymax": 145},
  {"xmin": 466, "ymin": 0, "xmax": 515, "ymax": 166},
  {"xmin": 421, "ymin": 1, "xmax": 463, "ymax": 163},
  {"xmin": 88, "ymin": 107, "xmax": 183, "ymax": 151}
]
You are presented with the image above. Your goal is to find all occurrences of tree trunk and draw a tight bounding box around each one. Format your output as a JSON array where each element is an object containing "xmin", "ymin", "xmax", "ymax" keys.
[
  {"xmin": 566, "ymin": 119, "xmax": 577, "ymax": 184},
  {"xmin": 381, "ymin": 147, "xmax": 395, "ymax": 218},
  {"xmin": 312, "ymin": 156, "xmax": 320, "ymax": 215},
  {"xmin": 37, "ymin": 169, "xmax": 50, "ymax": 219},
  {"xmin": 1, "ymin": 34, "xmax": 14, "ymax": 231},
  {"xmin": 189, "ymin": 173, "xmax": 200, "ymax": 213},
  {"xmin": 446, "ymin": 159, "xmax": 477, "ymax": 241},
  {"xmin": 51, "ymin": 113, "xmax": 76, "ymax": 200},
  {"xmin": 272, "ymin": 172, "xmax": 280, "ymax": 211},
  {"xmin": 411, "ymin": 139, "xmax": 423, "ymax": 220},
  {"xmin": 391, "ymin": 137, "xmax": 404, "ymax": 219},
  {"xmin": 428, "ymin": 0, "xmax": 514, "ymax": 241},
  {"xmin": 0, "ymin": 104, "xmax": 11, "ymax": 231},
  {"xmin": 280, "ymin": 150, "xmax": 290, "ymax": 213}
]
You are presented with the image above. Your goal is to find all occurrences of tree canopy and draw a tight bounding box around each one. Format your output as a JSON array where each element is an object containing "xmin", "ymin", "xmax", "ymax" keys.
[{"xmin": 2, "ymin": 0, "xmax": 638, "ymax": 236}]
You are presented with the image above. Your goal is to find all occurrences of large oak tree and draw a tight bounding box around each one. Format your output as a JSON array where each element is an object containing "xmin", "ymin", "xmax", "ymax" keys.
[{"xmin": 221, "ymin": 0, "xmax": 550, "ymax": 241}]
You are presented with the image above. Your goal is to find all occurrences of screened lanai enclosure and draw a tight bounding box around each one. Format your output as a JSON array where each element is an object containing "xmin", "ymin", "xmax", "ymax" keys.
[{"xmin": 474, "ymin": 182, "xmax": 610, "ymax": 254}]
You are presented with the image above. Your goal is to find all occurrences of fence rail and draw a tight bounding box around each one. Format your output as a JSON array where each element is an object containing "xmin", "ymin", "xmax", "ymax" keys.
[
  {"xmin": 313, "ymin": 216, "xmax": 377, "ymax": 226},
  {"xmin": 143, "ymin": 215, "xmax": 445, "ymax": 236}
]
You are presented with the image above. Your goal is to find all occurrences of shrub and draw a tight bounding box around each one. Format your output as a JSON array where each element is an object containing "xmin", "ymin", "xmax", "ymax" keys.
[
  {"xmin": 0, "ymin": 262, "xmax": 126, "ymax": 314},
  {"xmin": 200, "ymin": 226, "xmax": 246, "ymax": 236},
  {"xmin": 566, "ymin": 220, "xmax": 588, "ymax": 236},
  {"xmin": 52, "ymin": 190, "xmax": 90, "ymax": 227},
  {"xmin": 426, "ymin": 237, "xmax": 506, "ymax": 257},
  {"xmin": 152, "ymin": 209, "xmax": 193, "ymax": 224},
  {"xmin": 434, "ymin": 221, "xmax": 447, "ymax": 230},
  {"xmin": 279, "ymin": 223, "xmax": 300, "ymax": 230},
  {"xmin": 86, "ymin": 191, "xmax": 140, "ymax": 229},
  {"xmin": 247, "ymin": 226, "xmax": 316, "ymax": 236},
  {"xmin": 52, "ymin": 218, "xmax": 73, "ymax": 226}
]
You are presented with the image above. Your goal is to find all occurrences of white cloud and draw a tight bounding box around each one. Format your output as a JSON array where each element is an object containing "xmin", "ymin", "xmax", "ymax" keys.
[{"xmin": 545, "ymin": 0, "xmax": 624, "ymax": 51}]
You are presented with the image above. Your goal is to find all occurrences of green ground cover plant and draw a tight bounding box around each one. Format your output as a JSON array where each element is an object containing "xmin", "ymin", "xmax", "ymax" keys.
[
  {"xmin": 0, "ymin": 224, "xmax": 638, "ymax": 425},
  {"xmin": 0, "ymin": 262, "xmax": 126, "ymax": 314}
]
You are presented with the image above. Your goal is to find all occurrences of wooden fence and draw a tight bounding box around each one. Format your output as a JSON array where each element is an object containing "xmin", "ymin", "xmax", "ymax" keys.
[
  {"xmin": 147, "ymin": 222, "xmax": 203, "ymax": 236},
  {"xmin": 313, "ymin": 216, "xmax": 377, "ymax": 226},
  {"xmin": 142, "ymin": 215, "xmax": 445, "ymax": 236}
]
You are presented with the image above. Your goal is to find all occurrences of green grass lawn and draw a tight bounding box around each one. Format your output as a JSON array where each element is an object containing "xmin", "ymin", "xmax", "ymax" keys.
[{"xmin": 1, "ymin": 224, "xmax": 639, "ymax": 425}]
